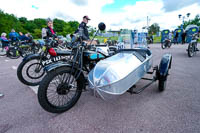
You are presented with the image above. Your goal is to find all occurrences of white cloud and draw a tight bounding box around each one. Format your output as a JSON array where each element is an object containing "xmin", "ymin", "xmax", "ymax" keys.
[{"xmin": 0, "ymin": 0, "xmax": 199, "ymax": 32}]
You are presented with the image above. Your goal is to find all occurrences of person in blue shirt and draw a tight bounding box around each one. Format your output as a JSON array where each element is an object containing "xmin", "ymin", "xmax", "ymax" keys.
[
  {"xmin": 19, "ymin": 32, "xmax": 29, "ymax": 41},
  {"xmin": 9, "ymin": 29, "xmax": 19, "ymax": 41}
]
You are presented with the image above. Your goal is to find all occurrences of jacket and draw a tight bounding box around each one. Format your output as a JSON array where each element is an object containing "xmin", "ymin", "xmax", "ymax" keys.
[
  {"xmin": 75, "ymin": 22, "xmax": 89, "ymax": 40},
  {"xmin": 43, "ymin": 26, "xmax": 57, "ymax": 39}
]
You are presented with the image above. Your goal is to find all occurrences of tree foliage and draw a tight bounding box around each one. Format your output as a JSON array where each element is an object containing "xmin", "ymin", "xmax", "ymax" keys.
[
  {"xmin": 148, "ymin": 23, "xmax": 160, "ymax": 35},
  {"xmin": 181, "ymin": 15, "xmax": 200, "ymax": 29},
  {"xmin": 0, "ymin": 10, "xmax": 80, "ymax": 39}
]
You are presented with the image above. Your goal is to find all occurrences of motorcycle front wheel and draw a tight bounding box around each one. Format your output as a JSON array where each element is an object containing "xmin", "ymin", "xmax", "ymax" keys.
[
  {"xmin": 188, "ymin": 43, "xmax": 195, "ymax": 57},
  {"xmin": 161, "ymin": 43, "xmax": 166, "ymax": 49},
  {"xmin": 17, "ymin": 56, "xmax": 45, "ymax": 86},
  {"xmin": 38, "ymin": 67, "xmax": 85, "ymax": 113}
]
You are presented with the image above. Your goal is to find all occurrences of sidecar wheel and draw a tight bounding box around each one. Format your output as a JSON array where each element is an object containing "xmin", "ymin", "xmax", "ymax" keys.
[
  {"xmin": 38, "ymin": 67, "xmax": 85, "ymax": 113},
  {"xmin": 158, "ymin": 78, "xmax": 167, "ymax": 91}
]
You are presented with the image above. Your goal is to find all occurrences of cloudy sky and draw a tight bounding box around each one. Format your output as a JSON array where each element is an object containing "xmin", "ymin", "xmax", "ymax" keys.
[{"xmin": 0, "ymin": 0, "xmax": 200, "ymax": 31}]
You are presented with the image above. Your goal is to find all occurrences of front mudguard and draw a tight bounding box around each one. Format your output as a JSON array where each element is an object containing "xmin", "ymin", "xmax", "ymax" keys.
[
  {"xmin": 44, "ymin": 62, "xmax": 71, "ymax": 73},
  {"xmin": 158, "ymin": 54, "xmax": 172, "ymax": 79},
  {"xmin": 22, "ymin": 53, "xmax": 40, "ymax": 62},
  {"xmin": 44, "ymin": 62, "xmax": 86, "ymax": 89},
  {"xmin": 44, "ymin": 62, "xmax": 85, "ymax": 78}
]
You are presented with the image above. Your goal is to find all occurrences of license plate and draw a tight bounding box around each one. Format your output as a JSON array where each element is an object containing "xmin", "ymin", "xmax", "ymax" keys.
[{"xmin": 42, "ymin": 56, "xmax": 67, "ymax": 66}]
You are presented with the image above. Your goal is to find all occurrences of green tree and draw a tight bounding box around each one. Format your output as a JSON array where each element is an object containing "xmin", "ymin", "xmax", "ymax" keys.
[
  {"xmin": 19, "ymin": 17, "xmax": 28, "ymax": 24},
  {"xmin": 0, "ymin": 9, "xmax": 80, "ymax": 39},
  {"xmin": 88, "ymin": 26, "xmax": 97, "ymax": 36},
  {"xmin": 33, "ymin": 18, "xmax": 46, "ymax": 29},
  {"xmin": 33, "ymin": 29, "xmax": 42, "ymax": 39},
  {"xmin": 53, "ymin": 18, "xmax": 66, "ymax": 34},
  {"xmin": 181, "ymin": 15, "xmax": 200, "ymax": 29},
  {"xmin": 23, "ymin": 20, "xmax": 37, "ymax": 33},
  {"xmin": 0, "ymin": 10, "xmax": 24, "ymax": 36},
  {"xmin": 148, "ymin": 23, "xmax": 160, "ymax": 35}
]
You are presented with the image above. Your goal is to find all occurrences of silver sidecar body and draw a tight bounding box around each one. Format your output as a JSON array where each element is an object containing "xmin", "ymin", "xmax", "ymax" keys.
[{"xmin": 88, "ymin": 48, "xmax": 153, "ymax": 99}]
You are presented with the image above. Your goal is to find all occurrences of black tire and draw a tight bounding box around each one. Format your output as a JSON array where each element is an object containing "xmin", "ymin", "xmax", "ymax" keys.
[
  {"xmin": 0, "ymin": 46, "xmax": 7, "ymax": 56},
  {"xmin": 158, "ymin": 78, "xmax": 167, "ymax": 92},
  {"xmin": 188, "ymin": 43, "xmax": 194, "ymax": 57},
  {"xmin": 161, "ymin": 43, "xmax": 166, "ymax": 49},
  {"xmin": 168, "ymin": 42, "xmax": 172, "ymax": 48},
  {"xmin": 7, "ymin": 47, "xmax": 20, "ymax": 59},
  {"xmin": 158, "ymin": 75, "xmax": 168, "ymax": 92},
  {"xmin": 38, "ymin": 67, "xmax": 85, "ymax": 113},
  {"xmin": 17, "ymin": 56, "xmax": 45, "ymax": 86}
]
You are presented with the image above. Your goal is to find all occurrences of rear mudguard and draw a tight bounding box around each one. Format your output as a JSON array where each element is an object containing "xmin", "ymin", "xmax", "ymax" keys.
[
  {"xmin": 23, "ymin": 53, "xmax": 40, "ymax": 62},
  {"xmin": 159, "ymin": 54, "xmax": 172, "ymax": 77}
]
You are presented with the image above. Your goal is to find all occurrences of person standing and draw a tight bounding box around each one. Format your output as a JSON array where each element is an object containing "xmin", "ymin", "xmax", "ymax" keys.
[
  {"xmin": 174, "ymin": 31, "xmax": 179, "ymax": 44},
  {"xmin": 169, "ymin": 32, "xmax": 173, "ymax": 41},
  {"xmin": 75, "ymin": 16, "xmax": 90, "ymax": 41},
  {"xmin": 181, "ymin": 31, "xmax": 186, "ymax": 44},
  {"xmin": 75, "ymin": 15, "xmax": 97, "ymax": 45},
  {"xmin": 42, "ymin": 18, "xmax": 57, "ymax": 40}
]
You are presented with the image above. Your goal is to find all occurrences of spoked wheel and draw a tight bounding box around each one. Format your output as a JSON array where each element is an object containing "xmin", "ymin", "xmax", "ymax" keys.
[
  {"xmin": 17, "ymin": 57, "xmax": 45, "ymax": 86},
  {"xmin": 0, "ymin": 46, "xmax": 7, "ymax": 56},
  {"xmin": 188, "ymin": 43, "xmax": 195, "ymax": 57},
  {"xmin": 7, "ymin": 47, "xmax": 20, "ymax": 59},
  {"xmin": 38, "ymin": 67, "xmax": 85, "ymax": 113},
  {"xmin": 26, "ymin": 63, "xmax": 45, "ymax": 79}
]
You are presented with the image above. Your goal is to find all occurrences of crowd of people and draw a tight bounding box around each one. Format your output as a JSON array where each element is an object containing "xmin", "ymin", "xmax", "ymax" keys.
[
  {"xmin": 168, "ymin": 29, "xmax": 200, "ymax": 44},
  {"xmin": 0, "ymin": 15, "xmax": 95, "ymax": 98},
  {"xmin": 173, "ymin": 30, "xmax": 187, "ymax": 44},
  {"xmin": 0, "ymin": 29, "xmax": 33, "ymax": 48}
]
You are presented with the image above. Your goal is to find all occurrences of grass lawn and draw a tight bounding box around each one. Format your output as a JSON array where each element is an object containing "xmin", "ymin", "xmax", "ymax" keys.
[
  {"xmin": 153, "ymin": 36, "xmax": 161, "ymax": 43},
  {"xmin": 92, "ymin": 36, "xmax": 118, "ymax": 43}
]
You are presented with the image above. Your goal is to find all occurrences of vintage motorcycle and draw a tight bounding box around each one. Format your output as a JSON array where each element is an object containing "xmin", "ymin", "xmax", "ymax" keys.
[
  {"xmin": 17, "ymin": 39, "xmax": 71, "ymax": 86},
  {"xmin": 187, "ymin": 33, "xmax": 199, "ymax": 57},
  {"xmin": 161, "ymin": 38, "xmax": 172, "ymax": 49},
  {"xmin": 37, "ymin": 23, "xmax": 172, "ymax": 114},
  {"xmin": 0, "ymin": 39, "xmax": 40, "ymax": 58}
]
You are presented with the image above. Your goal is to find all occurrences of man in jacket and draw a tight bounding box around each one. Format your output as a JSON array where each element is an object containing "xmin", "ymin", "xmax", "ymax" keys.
[{"xmin": 75, "ymin": 16, "xmax": 97, "ymax": 45}]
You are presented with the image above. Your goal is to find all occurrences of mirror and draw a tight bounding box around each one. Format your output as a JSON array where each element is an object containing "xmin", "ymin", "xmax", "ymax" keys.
[{"xmin": 98, "ymin": 22, "xmax": 106, "ymax": 31}]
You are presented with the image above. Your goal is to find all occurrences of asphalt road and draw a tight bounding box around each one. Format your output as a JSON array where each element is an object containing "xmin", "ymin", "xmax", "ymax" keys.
[{"xmin": 0, "ymin": 44, "xmax": 200, "ymax": 133}]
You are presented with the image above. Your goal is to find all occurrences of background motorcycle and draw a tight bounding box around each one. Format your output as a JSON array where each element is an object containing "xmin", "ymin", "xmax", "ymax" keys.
[
  {"xmin": 161, "ymin": 38, "xmax": 172, "ymax": 49},
  {"xmin": 17, "ymin": 39, "xmax": 71, "ymax": 86},
  {"xmin": 187, "ymin": 33, "xmax": 199, "ymax": 57}
]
